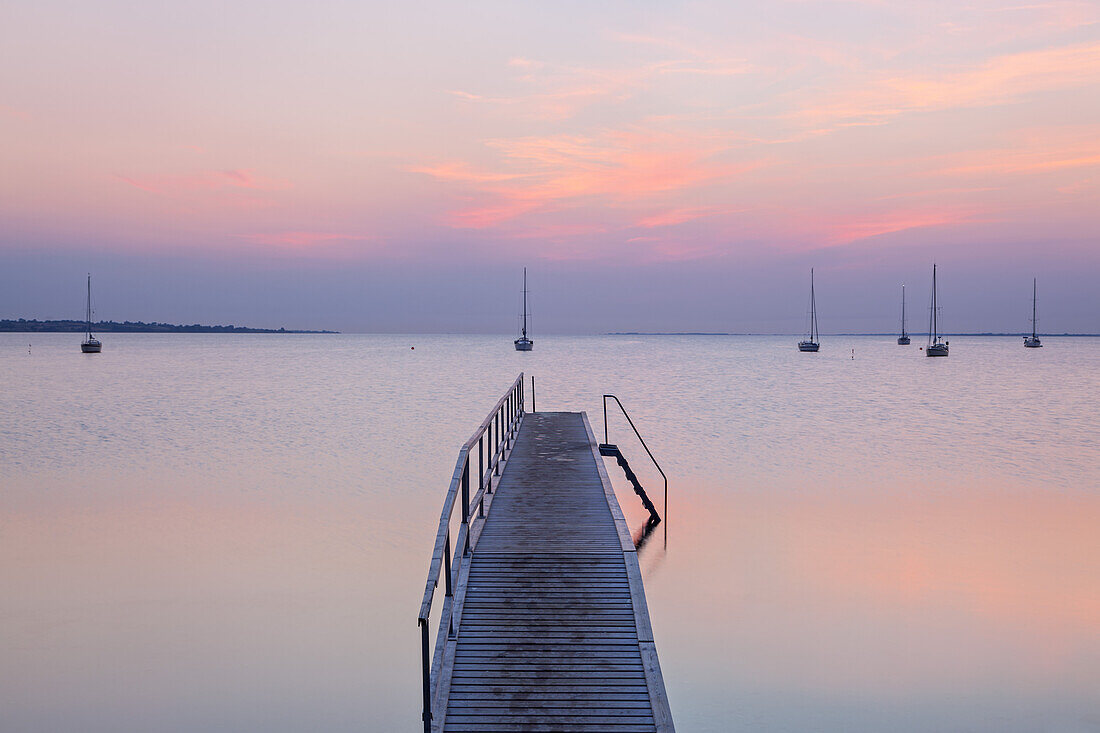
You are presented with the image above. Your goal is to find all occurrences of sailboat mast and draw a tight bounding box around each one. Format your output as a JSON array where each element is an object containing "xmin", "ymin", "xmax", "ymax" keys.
[
  {"xmin": 810, "ymin": 268, "xmax": 818, "ymax": 341},
  {"xmin": 901, "ymin": 284, "xmax": 906, "ymax": 336},
  {"xmin": 927, "ymin": 266, "xmax": 935, "ymax": 345},
  {"xmin": 1032, "ymin": 278, "xmax": 1037, "ymax": 339},
  {"xmin": 86, "ymin": 273, "xmax": 92, "ymax": 337},
  {"xmin": 521, "ymin": 267, "xmax": 528, "ymax": 338},
  {"xmin": 932, "ymin": 264, "xmax": 938, "ymax": 342}
]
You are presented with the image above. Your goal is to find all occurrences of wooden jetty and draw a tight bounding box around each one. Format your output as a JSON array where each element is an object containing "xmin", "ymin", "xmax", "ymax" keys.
[{"xmin": 417, "ymin": 374, "xmax": 673, "ymax": 732}]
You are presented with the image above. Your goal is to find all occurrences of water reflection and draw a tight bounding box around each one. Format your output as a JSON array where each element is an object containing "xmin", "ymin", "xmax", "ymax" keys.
[
  {"xmin": 2, "ymin": 333, "xmax": 1098, "ymax": 732},
  {"xmin": 633, "ymin": 482, "xmax": 1100, "ymax": 733},
  {"xmin": 632, "ymin": 515, "xmax": 663, "ymax": 552}
]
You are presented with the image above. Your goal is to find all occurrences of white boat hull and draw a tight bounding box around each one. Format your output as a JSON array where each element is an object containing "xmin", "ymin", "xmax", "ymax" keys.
[
  {"xmin": 926, "ymin": 342, "xmax": 949, "ymax": 357},
  {"xmin": 514, "ymin": 338, "xmax": 533, "ymax": 351},
  {"xmin": 897, "ymin": 335, "xmax": 910, "ymax": 345},
  {"xmin": 81, "ymin": 340, "xmax": 102, "ymax": 353},
  {"xmin": 1024, "ymin": 336, "xmax": 1042, "ymax": 348},
  {"xmin": 798, "ymin": 341, "xmax": 819, "ymax": 352}
]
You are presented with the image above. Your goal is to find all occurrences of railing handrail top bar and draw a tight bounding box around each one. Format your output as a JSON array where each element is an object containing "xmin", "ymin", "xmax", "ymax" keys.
[
  {"xmin": 460, "ymin": 373, "xmax": 523, "ymax": 452},
  {"xmin": 418, "ymin": 373, "xmax": 524, "ymax": 621},
  {"xmin": 602, "ymin": 393, "xmax": 667, "ymax": 484}
]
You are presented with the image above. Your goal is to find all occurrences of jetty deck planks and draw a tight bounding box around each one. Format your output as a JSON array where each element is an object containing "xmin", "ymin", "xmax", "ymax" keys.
[{"xmin": 439, "ymin": 411, "xmax": 672, "ymax": 732}]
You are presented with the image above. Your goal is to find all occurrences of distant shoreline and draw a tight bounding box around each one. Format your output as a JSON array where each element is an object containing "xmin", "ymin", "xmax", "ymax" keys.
[
  {"xmin": 1, "ymin": 319, "xmax": 338, "ymax": 334},
  {"xmin": 606, "ymin": 332, "xmax": 1100, "ymax": 337}
]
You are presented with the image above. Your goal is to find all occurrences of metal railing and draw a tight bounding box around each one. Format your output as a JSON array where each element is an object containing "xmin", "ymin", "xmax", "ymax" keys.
[
  {"xmin": 416, "ymin": 373, "xmax": 525, "ymax": 732},
  {"xmin": 602, "ymin": 394, "xmax": 668, "ymax": 524}
]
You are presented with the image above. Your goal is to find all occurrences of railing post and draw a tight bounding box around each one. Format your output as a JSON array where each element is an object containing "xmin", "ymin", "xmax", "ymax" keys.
[
  {"xmin": 446, "ymin": 530, "xmax": 455, "ymax": 639},
  {"xmin": 603, "ymin": 395, "xmax": 608, "ymax": 445},
  {"xmin": 531, "ymin": 376, "xmax": 535, "ymax": 412},
  {"xmin": 444, "ymin": 534, "xmax": 452, "ymax": 598},
  {"xmin": 478, "ymin": 443, "xmax": 485, "ymax": 516},
  {"xmin": 461, "ymin": 457, "xmax": 469, "ymax": 526},
  {"xmin": 420, "ymin": 620, "xmax": 432, "ymax": 733},
  {"xmin": 495, "ymin": 410, "xmax": 501, "ymax": 475},
  {"xmin": 479, "ymin": 435, "xmax": 485, "ymax": 494},
  {"xmin": 461, "ymin": 459, "xmax": 471, "ymax": 555}
]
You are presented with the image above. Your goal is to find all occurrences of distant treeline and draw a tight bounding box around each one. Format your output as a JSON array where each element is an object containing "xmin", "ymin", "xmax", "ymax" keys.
[{"xmin": 1, "ymin": 319, "xmax": 337, "ymax": 334}]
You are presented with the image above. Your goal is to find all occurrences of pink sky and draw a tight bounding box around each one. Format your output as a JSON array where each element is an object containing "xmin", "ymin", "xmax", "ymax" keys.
[{"xmin": 1, "ymin": 0, "xmax": 1098, "ymax": 331}]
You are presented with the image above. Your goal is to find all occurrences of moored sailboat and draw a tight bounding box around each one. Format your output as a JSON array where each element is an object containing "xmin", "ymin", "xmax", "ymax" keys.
[
  {"xmin": 1024, "ymin": 278, "xmax": 1042, "ymax": 348},
  {"xmin": 926, "ymin": 264, "xmax": 948, "ymax": 357},
  {"xmin": 798, "ymin": 268, "xmax": 820, "ymax": 352},
  {"xmin": 514, "ymin": 267, "xmax": 533, "ymax": 351},
  {"xmin": 897, "ymin": 284, "xmax": 910, "ymax": 345},
  {"xmin": 80, "ymin": 273, "xmax": 102, "ymax": 353}
]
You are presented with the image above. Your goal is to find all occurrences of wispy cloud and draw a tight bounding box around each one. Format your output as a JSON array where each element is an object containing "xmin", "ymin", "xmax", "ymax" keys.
[
  {"xmin": 636, "ymin": 206, "xmax": 731, "ymax": 228},
  {"xmin": 445, "ymin": 33, "xmax": 754, "ymax": 122},
  {"xmin": 823, "ymin": 208, "xmax": 982, "ymax": 245},
  {"xmin": 414, "ymin": 129, "xmax": 765, "ymax": 231},
  {"xmin": 406, "ymin": 162, "xmax": 529, "ymax": 184},
  {"xmin": 939, "ymin": 153, "xmax": 1100, "ymax": 176},
  {"xmin": 116, "ymin": 169, "xmax": 289, "ymax": 195},
  {"xmin": 794, "ymin": 42, "xmax": 1100, "ymax": 127}
]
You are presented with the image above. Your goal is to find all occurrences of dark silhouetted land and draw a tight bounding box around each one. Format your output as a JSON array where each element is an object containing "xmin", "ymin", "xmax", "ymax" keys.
[{"xmin": 1, "ymin": 319, "xmax": 337, "ymax": 333}]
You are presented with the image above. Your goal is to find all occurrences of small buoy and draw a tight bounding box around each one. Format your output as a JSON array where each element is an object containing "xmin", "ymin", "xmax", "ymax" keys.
[{"xmin": 411, "ymin": 346, "xmax": 415, "ymax": 350}]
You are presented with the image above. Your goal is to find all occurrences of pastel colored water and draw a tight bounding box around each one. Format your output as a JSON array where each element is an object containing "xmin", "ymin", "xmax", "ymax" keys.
[{"xmin": 2, "ymin": 333, "xmax": 1098, "ymax": 732}]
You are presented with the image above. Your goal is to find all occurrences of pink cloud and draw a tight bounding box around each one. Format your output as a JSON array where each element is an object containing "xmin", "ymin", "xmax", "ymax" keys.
[
  {"xmin": 921, "ymin": 128, "xmax": 1100, "ymax": 179},
  {"xmin": 0, "ymin": 105, "xmax": 32, "ymax": 120},
  {"xmin": 636, "ymin": 206, "xmax": 730, "ymax": 228},
  {"xmin": 445, "ymin": 201, "xmax": 542, "ymax": 229},
  {"xmin": 116, "ymin": 169, "xmax": 289, "ymax": 195},
  {"xmin": 507, "ymin": 57, "xmax": 544, "ymax": 69},
  {"xmin": 939, "ymin": 153, "xmax": 1100, "ymax": 176},
  {"xmin": 414, "ymin": 129, "xmax": 765, "ymax": 232},
  {"xmin": 446, "ymin": 81, "xmax": 630, "ymax": 121},
  {"xmin": 794, "ymin": 42, "xmax": 1100, "ymax": 127},
  {"xmin": 447, "ymin": 38, "xmax": 753, "ymax": 124},
  {"xmin": 823, "ymin": 209, "xmax": 981, "ymax": 245},
  {"xmin": 874, "ymin": 187, "xmax": 1000, "ymax": 201},
  {"xmin": 406, "ymin": 162, "xmax": 529, "ymax": 184}
]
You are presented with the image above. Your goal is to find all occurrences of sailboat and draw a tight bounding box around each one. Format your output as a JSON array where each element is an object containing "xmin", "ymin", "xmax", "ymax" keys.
[
  {"xmin": 1024, "ymin": 278, "xmax": 1042, "ymax": 348},
  {"xmin": 514, "ymin": 267, "xmax": 533, "ymax": 351},
  {"xmin": 797, "ymin": 268, "xmax": 820, "ymax": 352},
  {"xmin": 80, "ymin": 273, "xmax": 102, "ymax": 353},
  {"xmin": 925, "ymin": 264, "xmax": 948, "ymax": 357},
  {"xmin": 897, "ymin": 284, "xmax": 910, "ymax": 345}
]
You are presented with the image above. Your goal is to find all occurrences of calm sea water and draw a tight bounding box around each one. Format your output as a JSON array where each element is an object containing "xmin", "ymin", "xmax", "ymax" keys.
[{"xmin": 2, "ymin": 333, "xmax": 1098, "ymax": 732}]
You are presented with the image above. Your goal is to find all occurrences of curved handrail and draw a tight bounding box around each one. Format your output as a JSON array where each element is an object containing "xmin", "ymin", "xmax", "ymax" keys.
[
  {"xmin": 416, "ymin": 373, "xmax": 524, "ymax": 732},
  {"xmin": 602, "ymin": 394, "xmax": 668, "ymax": 522},
  {"xmin": 418, "ymin": 373, "xmax": 523, "ymax": 622}
]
